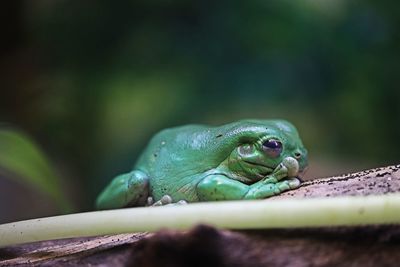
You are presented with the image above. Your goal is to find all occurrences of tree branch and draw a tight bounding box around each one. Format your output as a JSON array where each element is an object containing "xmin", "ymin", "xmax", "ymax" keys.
[{"xmin": 274, "ymin": 164, "xmax": 400, "ymax": 198}]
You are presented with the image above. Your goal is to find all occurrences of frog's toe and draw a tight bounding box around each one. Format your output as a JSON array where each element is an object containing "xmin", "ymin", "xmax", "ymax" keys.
[
  {"xmin": 160, "ymin": 195, "xmax": 173, "ymax": 204},
  {"xmin": 146, "ymin": 196, "xmax": 154, "ymax": 206},
  {"xmin": 282, "ymin": 157, "xmax": 299, "ymax": 178},
  {"xmin": 275, "ymin": 178, "xmax": 301, "ymax": 193},
  {"xmin": 287, "ymin": 177, "xmax": 301, "ymax": 189},
  {"xmin": 152, "ymin": 195, "xmax": 173, "ymax": 206}
]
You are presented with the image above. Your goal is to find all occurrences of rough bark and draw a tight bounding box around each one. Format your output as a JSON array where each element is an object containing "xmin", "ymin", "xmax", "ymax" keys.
[
  {"xmin": 1, "ymin": 164, "xmax": 400, "ymax": 267},
  {"xmin": 273, "ymin": 163, "xmax": 400, "ymax": 199}
]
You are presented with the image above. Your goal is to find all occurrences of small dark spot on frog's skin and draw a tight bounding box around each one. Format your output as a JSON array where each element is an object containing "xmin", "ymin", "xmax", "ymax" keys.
[
  {"xmin": 154, "ymin": 153, "xmax": 158, "ymax": 157},
  {"xmin": 216, "ymin": 134, "xmax": 223, "ymax": 138}
]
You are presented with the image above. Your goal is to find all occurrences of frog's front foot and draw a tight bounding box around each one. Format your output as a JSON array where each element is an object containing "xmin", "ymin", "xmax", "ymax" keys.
[
  {"xmin": 242, "ymin": 157, "xmax": 301, "ymax": 199},
  {"xmin": 244, "ymin": 176, "xmax": 301, "ymax": 199}
]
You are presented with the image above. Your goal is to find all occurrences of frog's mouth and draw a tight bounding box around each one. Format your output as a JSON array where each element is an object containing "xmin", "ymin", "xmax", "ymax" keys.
[
  {"xmin": 242, "ymin": 159, "xmax": 306, "ymax": 180},
  {"xmin": 241, "ymin": 160, "xmax": 275, "ymax": 177}
]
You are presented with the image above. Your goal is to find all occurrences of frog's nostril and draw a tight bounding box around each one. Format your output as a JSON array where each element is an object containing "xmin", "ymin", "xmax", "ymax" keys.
[{"xmin": 294, "ymin": 152, "xmax": 301, "ymax": 159}]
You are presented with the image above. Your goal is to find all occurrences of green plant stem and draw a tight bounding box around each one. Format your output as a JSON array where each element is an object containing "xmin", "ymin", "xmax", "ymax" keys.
[{"xmin": 1, "ymin": 194, "xmax": 400, "ymax": 247}]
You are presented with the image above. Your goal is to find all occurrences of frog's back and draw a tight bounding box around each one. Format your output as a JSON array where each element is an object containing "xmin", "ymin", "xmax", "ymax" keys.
[
  {"xmin": 133, "ymin": 124, "xmax": 220, "ymax": 201},
  {"xmin": 135, "ymin": 124, "xmax": 220, "ymax": 171}
]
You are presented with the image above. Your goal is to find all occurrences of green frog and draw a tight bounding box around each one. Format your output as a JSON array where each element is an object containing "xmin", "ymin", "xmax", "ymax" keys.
[{"xmin": 96, "ymin": 119, "xmax": 308, "ymax": 209}]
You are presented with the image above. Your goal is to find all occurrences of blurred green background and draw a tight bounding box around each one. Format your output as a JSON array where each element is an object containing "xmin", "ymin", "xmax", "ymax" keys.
[{"xmin": 0, "ymin": 0, "xmax": 399, "ymax": 223}]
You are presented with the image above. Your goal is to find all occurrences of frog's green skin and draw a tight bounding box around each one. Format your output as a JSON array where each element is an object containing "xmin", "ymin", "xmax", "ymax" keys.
[{"xmin": 96, "ymin": 120, "xmax": 308, "ymax": 210}]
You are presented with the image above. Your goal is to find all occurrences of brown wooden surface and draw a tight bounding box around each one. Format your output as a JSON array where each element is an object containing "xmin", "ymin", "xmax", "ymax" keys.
[
  {"xmin": 273, "ymin": 164, "xmax": 400, "ymax": 199},
  {"xmin": 1, "ymin": 164, "xmax": 399, "ymax": 267}
]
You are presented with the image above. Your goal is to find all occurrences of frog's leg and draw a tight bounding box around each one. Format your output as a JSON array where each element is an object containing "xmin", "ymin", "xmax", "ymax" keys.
[
  {"xmin": 197, "ymin": 159, "xmax": 300, "ymax": 201},
  {"xmin": 96, "ymin": 170, "xmax": 149, "ymax": 210},
  {"xmin": 197, "ymin": 175, "xmax": 300, "ymax": 201}
]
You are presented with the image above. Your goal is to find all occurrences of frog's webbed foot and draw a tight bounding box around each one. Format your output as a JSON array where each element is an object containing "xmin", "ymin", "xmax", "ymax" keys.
[{"xmin": 149, "ymin": 195, "xmax": 188, "ymax": 206}]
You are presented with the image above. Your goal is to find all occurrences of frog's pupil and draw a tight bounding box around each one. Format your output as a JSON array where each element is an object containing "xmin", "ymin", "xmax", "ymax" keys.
[
  {"xmin": 262, "ymin": 139, "xmax": 283, "ymax": 157},
  {"xmin": 263, "ymin": 140, "xmax": 281, "ymax": 149}
]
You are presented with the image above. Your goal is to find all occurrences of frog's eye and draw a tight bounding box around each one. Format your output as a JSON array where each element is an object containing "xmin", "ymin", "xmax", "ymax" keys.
[{"xmin": 262, "ymin": 139, "xmax": 283, "ymax": 158}]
